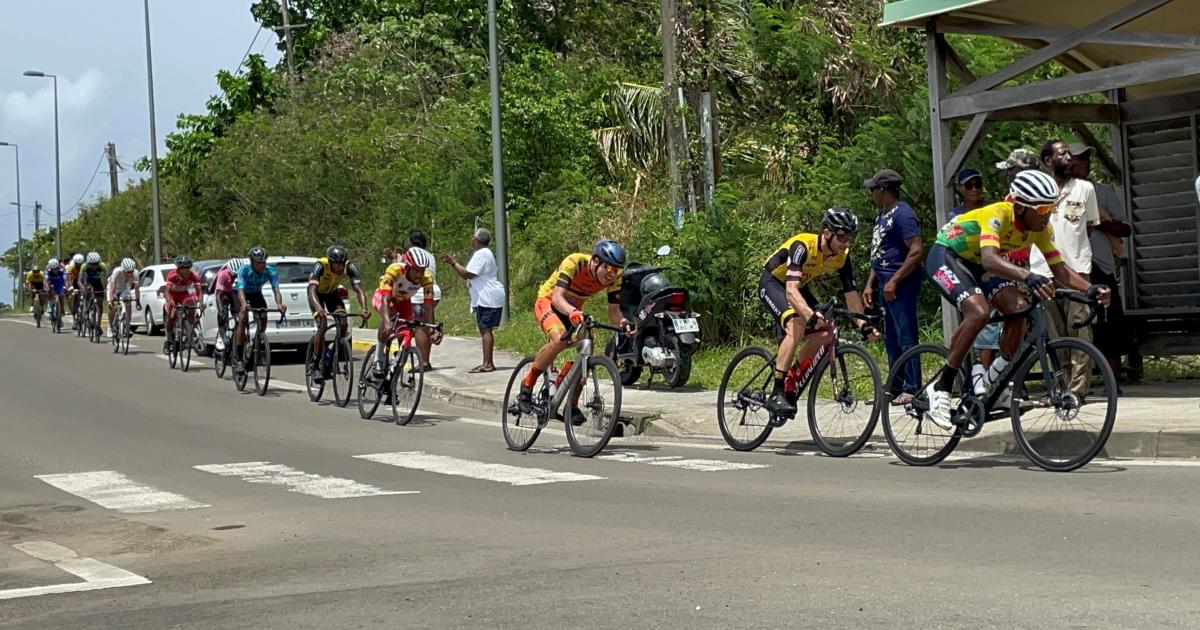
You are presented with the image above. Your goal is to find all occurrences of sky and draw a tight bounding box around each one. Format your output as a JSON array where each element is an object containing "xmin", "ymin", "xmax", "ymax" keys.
[{"xmin": 0, "ymin": 1, "xmax": 282, "ymax": 302}]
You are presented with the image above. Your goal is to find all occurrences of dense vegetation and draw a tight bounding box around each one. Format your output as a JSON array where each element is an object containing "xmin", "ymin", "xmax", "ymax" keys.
[{"xmin": 4, "ymin": 0, "xmax": 1080, "ymax": 349}]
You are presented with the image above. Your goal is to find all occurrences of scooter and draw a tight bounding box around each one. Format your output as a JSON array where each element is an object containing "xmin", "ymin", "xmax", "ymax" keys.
[{"xmin": 605, "ymin": 245, "xmax": 700, "ymax": 388}]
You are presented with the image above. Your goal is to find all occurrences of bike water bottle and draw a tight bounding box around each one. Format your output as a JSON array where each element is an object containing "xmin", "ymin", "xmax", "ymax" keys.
[
  {"xmin": 324, "ymin": 347, "xmax": 333, "ymax": 364},
  {"xmin": 547, "ymin": 367, "xmax": 560, "ymax": 397}
]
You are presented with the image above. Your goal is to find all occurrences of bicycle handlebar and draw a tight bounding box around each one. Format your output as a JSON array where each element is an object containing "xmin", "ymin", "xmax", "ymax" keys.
[
  {"xmin": 247, "ymin": 306, "xmax": 287, "ymax": 325},
  {"xmin": 988, "ymin": 288, "xmax": 1106, "ymax": 328}
]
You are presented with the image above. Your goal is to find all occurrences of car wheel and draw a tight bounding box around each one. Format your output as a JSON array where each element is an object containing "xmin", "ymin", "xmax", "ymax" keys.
[{"xmin": 144, "ymin": 306, "xmax": 162, "ymax": 335}]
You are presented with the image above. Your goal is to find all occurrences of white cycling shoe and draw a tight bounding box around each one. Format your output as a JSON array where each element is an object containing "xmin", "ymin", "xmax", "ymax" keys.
[{"xmin": 923, "ymin": 382, "xmax": 955, "ymax": 430}]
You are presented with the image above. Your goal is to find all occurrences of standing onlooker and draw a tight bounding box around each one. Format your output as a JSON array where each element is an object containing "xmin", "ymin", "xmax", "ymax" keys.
[
  {"xmin": 445, "ymin": 227, "xmax": 507, "ymax": 373},
  {"xmin": 862, "ymin": 169, "xmax": 923, "ymax": 404},
  {"xmin": 948, "ymin": 168, "xmax": 1001, "ymax": 385},
  {"xmin": 1042, "ymin": 139, "xmax": 1101, "ymax": 400},
  {"xmin": 1071, "ymin": 143, "xmax": 1132, "ymax": 389},
  {"xmin": 948, "ymin": 168, "xmax": 986, "ymax": 221}
]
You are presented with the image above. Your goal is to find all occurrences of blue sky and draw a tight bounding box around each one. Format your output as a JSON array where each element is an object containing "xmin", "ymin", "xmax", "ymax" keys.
[{"xmin": 0, "ymin": 1, "xmax": 282, "ymax": 299}]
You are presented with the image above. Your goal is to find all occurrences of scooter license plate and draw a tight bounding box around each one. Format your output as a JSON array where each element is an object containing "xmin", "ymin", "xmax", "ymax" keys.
[{"xmin": 673, "ymin": 317, "xmax": 699, "ymax": 333}]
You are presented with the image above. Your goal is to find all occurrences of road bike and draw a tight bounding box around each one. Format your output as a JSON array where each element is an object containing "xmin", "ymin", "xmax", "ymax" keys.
[
  {"xmin": 306, "ymin": 311, "xmax": 367, "ymax": 407},
  {"xmin": 213, "ymin": 301, "xmax": 237, "ymax": 380},
  {"xmin": 357, "ymin": 316, "xmax": 440, "ymax": 425},
  {"xmin": 80, "ymin": 287, "xmax": 103, "ymax": 343},
  {"xmin": 234, "ymin": 307, "xmax": 285, "ymax": 396},
  {"xmin": 31, "ymin": 290, "xmax": 46, "ymax": 328},
  {"xmin": 48, "ymin": 294, "xmax": 63, "ymax": 334},
  {"xmin": 882, "ymin": 289, "xmax": 1117, "ymax": 472},
  {"xmin": 166, "ymin": 303, "xmax": 204, "ymax": 372},
  {"xmin": 111, "ymin": 296, "xmax": 136, "ymax": 355},
  {"xmin": 502, "ymin": 315, "xmax": 626, "ymax": 457},
  {"xmin": 717, "ymin": 300, "xmax": 883, "ymax": 456}
]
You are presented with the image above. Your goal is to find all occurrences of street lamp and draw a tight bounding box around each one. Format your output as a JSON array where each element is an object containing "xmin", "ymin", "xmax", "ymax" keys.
[
  {"xmin": 22, "ymin": 70, "xmax": 62, "ymax": 261},
  {"xmin": 143, "ymin": 0, "xmax": 163, "ymax": 264},
  {"xmin": 0, "ymin": 141, "xmax": 23, "ymax": 310}
]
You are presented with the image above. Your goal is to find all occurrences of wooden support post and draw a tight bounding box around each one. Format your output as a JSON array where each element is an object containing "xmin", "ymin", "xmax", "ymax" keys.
[{"xmin": 926, "ymin": 23, "xmax": 957, "ymax": 345}]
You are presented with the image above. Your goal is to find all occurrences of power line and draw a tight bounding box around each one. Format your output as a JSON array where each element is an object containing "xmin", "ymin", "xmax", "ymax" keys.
[
  {"xmin": 236, "ymin": 25, "xmax": 264, "ymax": 74},
  {"xmin": 63, "ymin": 150, "xmax": 108, "ymax": 219}
]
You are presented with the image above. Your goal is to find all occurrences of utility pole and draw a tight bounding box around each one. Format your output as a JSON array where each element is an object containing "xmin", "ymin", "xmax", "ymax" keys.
[
  {"xmin": 106, "ymin": 143, "xmax": 119, "ymax": 198},
  {"xmin": 661, "ymin": 0, "xmax": 685, "ymax": 227},
  {"xmin": 34, "ymin": 201, "xmax": 41, "ymax": 232},
  {"xmin": 279, "ymin": 0, "xmax": 296, "ymax": 85},
  {"xmin": 487, "ymin": 0, "xmax": 509, "ymax": 324},
  {"xmin": 143, "ymin": 0, "xmax": 163, "ymax": 263}
]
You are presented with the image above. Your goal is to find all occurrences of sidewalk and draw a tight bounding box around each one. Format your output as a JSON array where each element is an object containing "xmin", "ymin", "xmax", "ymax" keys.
[{"xmin": 356, "ymin": 335, "xmax": 1200, "ymax": 460}]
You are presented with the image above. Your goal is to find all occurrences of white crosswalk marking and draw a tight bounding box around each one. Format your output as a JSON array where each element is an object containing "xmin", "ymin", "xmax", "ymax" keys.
[
  {"xmin": 195, "ymin": 462, "xmax": 417, "ymax": 498},
  {"xmin": 356, "ymin": 451, "xmax": 605, "ymax": 486},
  {"xmin": 596, "ymin": 450, "xmax": 768, "ymax": 472},
  {"xmin": 35, "ymin": 471, "xmax": 210, "ymax": 513}
]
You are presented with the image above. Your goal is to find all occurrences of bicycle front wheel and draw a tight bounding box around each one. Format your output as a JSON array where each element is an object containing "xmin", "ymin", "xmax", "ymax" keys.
[
  {"xmin": 253, "ymin": 335, "xmax": 272, "ymax": 396},
  {"xmin": 1010, "ymin": 337, "xmax": 1117, "ymax": 472},
  {"xmin": 120, "ymin": 311, "xmax": 132, "ymax": 355},
  {"xmin": 564, "ymin": 355, "xmax": 622, "ymax": 458},
  {"xmin": 90, "ymin": 305, "xmax": 102, "ymax": 343},
  {"xmin": 716, "ymin": 347, "xmax": 775, "ymax": 451},
  {"xmin": 305, "ymin": 341, "xmax": 325, "ymax": 402},
  {"xmin": 502, "ymin": 357, "xmax": 547, "ymax": 451},
  {"xmin": 807, "ymin": 344, "xmax": 883, "ymax": 457},
  {"xmin": 181, "ymin": 321, "xmax": 194, "ymax": 372},
  {"xmin": 332, "ymin": 338, "xmax": 353, "ymax": 408},
  {"xmin": 111, "ymin": 312, "xmax": 121, "ymax": 353},
  {"xmin": 390, "ymin": 346, "xmax": 424, "ymax": 425},
  {"xmin": 882, "ymin": 344, "xmax": 962, "ymax": 466},
  {"xmin": 357, "ymin": 344, "xmax": 382, "ymax": 419},
  {"xmin": 168, "ymin": 328, "xmax": 180, "ymax": 370},
  {"xmin": 214, "ymin": 328, "xmax": 229, "ymax": 379}
]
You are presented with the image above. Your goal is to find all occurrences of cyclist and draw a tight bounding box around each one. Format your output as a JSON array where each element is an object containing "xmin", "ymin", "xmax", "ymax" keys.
[
  {"xmin": 162, "ymin": 256, "xmax": 204, "ymax": 352},
  {"xmin": 76, "ymin": 252, "xmax": 108, "ymax": 324},
  {"xmin": 25, "ymin": 266, "xmax": 47, "ymax": 317},
  {"xmin": 370, "ymin": 247, "xmax": 434, "ymax": 379},
  {"xmin": 759, "ymin": 208, "xmax": 879, "ymax": 417},
  {"xmin": 307, "ymin": 245, "xmax": 368, "ymax": 382},
  {"xmin": 923, "ymin": 169, "xmax": 1112, "ymax": 428},
  {"xmin": 65, "ymin": 253, "xmax": 84, "ymax": 318},
  {"xmin": 233, "ymin": 247, "xmax": 286, "ymax": 376},
  {"xmin": 516, "ymin": 240, "xmax": 635, "ymax": 422},
  {"xmin": 213, "ymin": 258, "xmax": 243, "ymax": 350},
  {"xmin": 44, "ymin": 258, "xmax": 67, "ymax": 317},
  {"xmin": 106, "ymin": 258, "xmax": 141, "ymax": 337}
]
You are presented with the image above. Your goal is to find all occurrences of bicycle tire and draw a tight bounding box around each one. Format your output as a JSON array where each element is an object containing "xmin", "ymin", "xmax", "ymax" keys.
[
  {"xmin": 716, "ymin": 346, "xmax": 776, "ymax": 451},
  {"xmin": 305, "ymin": 341, "xmax": 325, "ymax": 402},
  {"xmin": 807, "ymin": 343, "xmax": 883, "ymax": 457},
  {"xmin": 356, "ymin": 343, "xmax": 382, "ymax": 419},
  {"xmin": 168, "ymin": 327, "xmax": 179, "ymax": 370},
  {"xmin": 390, "ymin": 346, "xmax": 424, "ymax": 425},
  {"xmin": 214, "ymin": 325, "xmax": 229, "ymax": 379},
  {"xmin": 881, "ymin": 344, "xmax": 962, "ymax": 466},
  {"xmin": 501, "ymin": 357, "xmax": 547, "ymax": 451},
  {"xmin": 90, "ymin": 303, "xmax": 102, "ymax": 343},
  {"xmin": 181, "ymin": 320, "xmax": 193, "ymax": 372},
  {"xmin": 332, "ymin": 338, "xmax": 353, "ymax": 408},
  {"xmin": 111, "ymin": 309, "xmax": 121, "ymax": 353},
  {"xmin": 1009, "ymin": 337, "xmax": 1117, "ymax": 472},
  {"xmin": 564, "ymin": 355, "xmax": 622, "ymax": 457},
  {"xmin": 253, "ymin": 334, "xmax": 271, "ymax": 396},
  {"xmin": 121, "ymin": 309, "xmax": 132, "ymax": 355}
]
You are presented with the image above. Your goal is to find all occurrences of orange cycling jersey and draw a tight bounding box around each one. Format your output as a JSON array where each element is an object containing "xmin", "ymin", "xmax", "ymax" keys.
[
  {"xmin": 376, "ymin": 262, "xmax": 434, "ymax": 303},
  {"xmin": 536, "ymin": 253, "xmax": 622, "ymax": 305},
  {"xmin": 936, "ymin": 201, "xmax": 1064, "ymax": 266}
]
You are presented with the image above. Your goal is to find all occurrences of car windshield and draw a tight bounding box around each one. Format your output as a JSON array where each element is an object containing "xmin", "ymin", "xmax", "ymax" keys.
[{"xmin": 274, "ymin": 262, "xmax": 312, "ymax": 284}]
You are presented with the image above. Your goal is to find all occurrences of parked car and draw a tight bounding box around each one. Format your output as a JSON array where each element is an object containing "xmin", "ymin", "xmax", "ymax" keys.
[
  {"xmin": 196, "ymin": 256, "xmax": 346, "ymax": 356},
  {"xmin": 134, "ymin": 261, "xmax": 223, "ymax": 334}
]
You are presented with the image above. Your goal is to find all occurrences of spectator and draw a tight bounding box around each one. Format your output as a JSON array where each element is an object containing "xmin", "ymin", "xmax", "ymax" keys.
[
  {"xmin": 862, "ymin": 169, "xmax": 923, "ymax": 405},
  {"xmin": 407, "ymin": 230, "xmax": 442, "ymax": 372},
  {"xmin": 948, "ymin": 168, "xmax": 986, "ymax": 221},
  {"xmin": 948, "ymin": 168, "xmax": 1002, "ymax": 382},
  {"xmin": 996, "ymin": 148, "xmax": 1040, "ymax": 187},
  {"xmin": 1070, "ymin": 144, "xmax": 1132, "ymax": 390},
  {"xmin": 1042, "ymin": 139, "xmax": 1101, "ymax": 400},
  {"xmin": 445, "ymin": 227, "xmax": 507, "ymax": 373}
]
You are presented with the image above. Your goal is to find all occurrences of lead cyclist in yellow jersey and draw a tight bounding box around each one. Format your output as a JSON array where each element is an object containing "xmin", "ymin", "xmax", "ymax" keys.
[
  {"xmin": 922, "ymin": 169, "xmax": 1110, "ymax": 428},
  {"xmin": 307, "ymin": 245, "xmax": 369, "ymax": 383}
]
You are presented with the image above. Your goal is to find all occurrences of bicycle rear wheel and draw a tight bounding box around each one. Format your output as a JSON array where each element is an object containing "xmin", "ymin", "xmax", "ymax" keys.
[
  {"xmin": 332, "ymin": 338, "xmax": 353, "ymax": 408},
  {"xmin": 502, "ymin": 357, "xmax": 548, "ymax": 451},
  {"xmin": 807, "ymin": 344, "xmax": 883, "ymax": 457},
  {"xmin": 356, "ymin": 344, "xmax": 382, "ymax": 419},
  {"xmin": 389, "ymin": 346, "xmax": 424, "ymax": 425},
  {"xmin": 253, "ymin": 334, "xmax": 272, "ymax": 396},
  {"xmin": 716, "ymin": 347, "xmax": 776, "ymax": 451},
  {"xmin": 1009, "ymin": 337, "xmax": 1117, "ymax": 472},
  {"xmin": 882, "ymin": 344, "xmax": 962, "ymax": 466},
  {"xmin": 564, "ymin": 355, "xmax": 622, "ymax": 458},
  {"xmin": 305, "ymin": 341, "xmax": 325, "ymax": 402}
]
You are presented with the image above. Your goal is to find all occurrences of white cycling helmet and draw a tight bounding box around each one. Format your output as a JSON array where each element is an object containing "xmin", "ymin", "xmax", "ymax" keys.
[
  {"xmin": 227, "ymin": 257, "xmax": 246, "ymax": 273},
  {"xmin": 402, "ymin": 247, "xmax": 434, "ymax": 270},
  {"xmin": 121, "ymin": 257, "xmax": 136, "ymax": 271},
  {"xmin": 86, "ymin": 252, "xmax": 101, "ymax": 264},
  {"xmin": 72, "ymin": 254, "xmax": 85, "ymax": 265},
  {"xmin": 48, "ymin": 258, "xmax": 59, "ymax": 268},
  {"xmin": 1009, "ymin": 170, "xmax": 1059, "ymax": 206}
]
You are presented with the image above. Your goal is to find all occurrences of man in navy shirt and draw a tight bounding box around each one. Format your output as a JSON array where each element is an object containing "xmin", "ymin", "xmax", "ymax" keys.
[{"xmin": 863, "ymin": 169, "xmax": 924, "ymax": 404}]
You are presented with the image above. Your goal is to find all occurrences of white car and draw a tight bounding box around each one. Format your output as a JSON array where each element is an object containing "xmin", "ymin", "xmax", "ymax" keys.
[
  {"xmin": 134, "ymin": 261, "xmax": 223, "ymax": 334},
  {"xmin": 196, "ymin": 256, "xmax": 344, "ymax": 355}
]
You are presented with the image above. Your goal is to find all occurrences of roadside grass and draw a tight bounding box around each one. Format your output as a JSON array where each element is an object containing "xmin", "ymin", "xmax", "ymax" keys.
[{"xmin": 1141, "ymin": 356, "xmax": 1200, "ymax": 382}]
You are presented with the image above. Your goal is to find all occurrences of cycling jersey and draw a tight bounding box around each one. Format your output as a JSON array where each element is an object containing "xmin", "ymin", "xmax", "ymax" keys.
[
  {"xmin": 935, "ymin": 201, "xmax": 1064, "ymax": 266},
  {"xmin": 65, "ymin": 263, "xmax": 79, "ymax": 282},
  {"xmin": 213, "ymin": 267, "xmax": 236, "ymax": 294},
  {"xmin": 233, "ymin": 263, "xmax": 280, "ymax": 294},
  {"xmin": 309, "ymin": 257, "xmax": 361, "ymax": 294},
  {"xmin": 107, "ymin": 267, "xmax": 138, "ymax": 298},
  {"xmin": 536, "ymin": 253, "xmax": 623, "ymax": 306},
  {"xmin": 45, "ymin": 265, "xmax": 66, "ymax": 294},
  {"xmin": 163, "ymin": 269, "xmax": 202, "ymax": 303},
  {"xmin": 762, "ymin": 233, "xmax": 855, "ymax": 292},
  {"xmin": 376, "ymin": 262, "xmax": 433, "ymax": 303},
  {"xmin": 25, "ymin": 270, "xmax": 45, "ymax": 287},
  {"xmin": 80, "ymin": 263, "xmax": 107, "ymax": 287}
]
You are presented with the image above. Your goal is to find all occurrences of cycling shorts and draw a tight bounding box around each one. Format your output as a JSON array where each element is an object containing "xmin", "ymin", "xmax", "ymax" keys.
[
  {"xmin": 313, "ymin": 292, "xmax": 345, "ymax": 317},
  {"xmin": 758, "ymin": 273, "xmax": 817, "ymax": 342},
  {"xmin": 241, "ymin": 291, "xmax": 268, "ymax": 312},
  {"xmin": 372, "ymin": 289, "xmax": 413, "ymax": 320},
  {"xmin": 534, "ymin": 297, "xmax": 574, "ymax": 341},
  {"xmin": 924, "ymin": 244, "xmax": 1016, "ymax": 309}
]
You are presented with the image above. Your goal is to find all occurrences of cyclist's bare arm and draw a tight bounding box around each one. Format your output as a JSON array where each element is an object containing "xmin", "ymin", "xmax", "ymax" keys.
[
  {"xmin": 606, "ymin": 302, "xmax": 624, "ymax": 328},
  {"xmin": 353, "ymin": 285, "xmax": 368, "ymax": 317},
  {"xmin": 785, "ymin": 278, "xmax": 815, "ymax": 324},
  {"xmin": 550, "ymin": 285, "xmax": 577, "ymax": 319}
]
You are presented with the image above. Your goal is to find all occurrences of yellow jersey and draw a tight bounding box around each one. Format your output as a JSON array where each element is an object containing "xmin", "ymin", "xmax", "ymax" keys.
[
  {"xmin": 309, "ymin": 257, "xmax": 361, "ymax": 294},
  {"xmin": 377, "ymin": 262, "xmax": 433, "ymax": 302},
  {"xmin": 763, "ymin": 232, "xmax": 855, "ymax": 291},
  {"xmin": 936, "ymin": 201, "xmax": 1064, "ymax": 266},
  {"xmin": 25, "ymin": 270, "xmax": 45, "ymax": 285}
]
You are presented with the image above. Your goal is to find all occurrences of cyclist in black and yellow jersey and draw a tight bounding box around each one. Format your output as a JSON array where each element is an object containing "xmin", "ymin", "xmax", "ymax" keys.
[
  {"xmin": 759, "ymin": 207, "xmax": 879, "ymax": 417},
  {"xmin": 25, "ymin": 267, "xmax": 47, "ymax": 315},
  {"xmin": 307, "ymin": 245, "xmax": 369, "ymax": 383}
]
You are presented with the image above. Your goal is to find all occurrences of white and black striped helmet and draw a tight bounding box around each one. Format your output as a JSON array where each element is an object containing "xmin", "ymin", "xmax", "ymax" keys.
[{"xmin": 1009, "ymin": 170, "xmax": 1059, "ymax": 206}]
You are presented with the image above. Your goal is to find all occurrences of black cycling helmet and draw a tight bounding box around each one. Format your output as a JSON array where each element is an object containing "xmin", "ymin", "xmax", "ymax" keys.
[
  {"xmin": 174, "ymin": 255, "xmax": 193, "ymax": 268},
  {"xmin": 592, "ymin": 239, "xmax": 626, "ymax": 268},
  {"xmin": 326, "ymin": 245, "xmax": 348, "ymax": 263},
  {"xmin": 822, "ymin": 207, "xmax": 860, "ymax": 235},
  {"xmin": 640, "ymin": 272, "xmax": 670, "ymax": 297},
  {"xmin": 248, "ymin": 246, "xmax": 268, "ymax": 262}
]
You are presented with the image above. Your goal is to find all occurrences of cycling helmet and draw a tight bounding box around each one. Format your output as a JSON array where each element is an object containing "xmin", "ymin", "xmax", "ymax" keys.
[
  {"xmin": 402, "ymin": 247, "xmax": 434, "ymax": 270},
  {"xmin": 174, "ymin": 255, "xmax": 193, "ymax": 268},
  {"xmin": 72, "ymin": 254, "xmax": 84, "ymax": 265},
  {"xmin": 48, "ymin": 258, "xmax": 59, "ymax": 268},
  {"xmin": 822, "ymin": 207, "xmax": 860, "ymax": 235},
  {"xmin": 227, "ymin": 258, "xmax": 245, "ymax": 273},
  {"xmin": 86, "ymin": 252, "xmax": 101, "ymax": 264},
  {"xmin": 592, "ymin": 239, "xmax": 626, "ymax": 267},
  {"xmin": 326, "ymin": 245, "xmax": 348, "ymax": 263},
  {"xmin": 1009, "ymin": 169, "xmax": 1060, "ymax": 206},
  {"xmin": 640, "ymin": 272, "xmax": 670, "ymax": 297},
  {"xmin": 248, "ymin": 246, "xmax": 268, "ymax": 262},
  {"xmin": 120, "ymin": 258, "xmax": 136, "ymax": 271}
]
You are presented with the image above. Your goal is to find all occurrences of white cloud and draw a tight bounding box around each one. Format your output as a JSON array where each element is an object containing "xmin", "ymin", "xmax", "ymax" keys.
[{"xmin": 1, "ymin": 68, "xmax": 106, "ymax": 130}]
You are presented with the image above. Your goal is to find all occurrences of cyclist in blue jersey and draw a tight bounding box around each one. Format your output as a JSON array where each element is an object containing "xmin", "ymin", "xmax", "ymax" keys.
[
  {"xmin": 45, "ymin": 258, "xmax": 68, "ymax": 314},
  {"xmin": 233, "ymin": 247, "xmax": 286, "ymax": 376}
]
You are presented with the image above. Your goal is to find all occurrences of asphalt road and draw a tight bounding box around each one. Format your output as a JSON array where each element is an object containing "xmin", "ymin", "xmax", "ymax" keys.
[{"xmin": 2, "ymin": 318, "xmax": 1199, "ymax": 629}]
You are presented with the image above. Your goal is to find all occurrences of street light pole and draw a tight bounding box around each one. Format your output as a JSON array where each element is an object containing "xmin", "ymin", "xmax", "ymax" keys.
[
  {"xmin": 143, "ymin": 0, "xmax": 163, "ymax": 264},
  {"xmin": 487, "ymin": 0, "xmax": 509, "ymax": 324},
  {"xmin": 0, "ymin": 142, "xmax": 22, "ymax": 310},
  {"xmin": 22, "ymin": 71, "xmax": 62, "ymax": 261}
]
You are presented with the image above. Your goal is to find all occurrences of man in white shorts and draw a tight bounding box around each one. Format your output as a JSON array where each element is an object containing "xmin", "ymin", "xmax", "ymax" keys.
[{"xmin": 107, "ymin": 258, "xmax": 142, "ymax": 337}]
